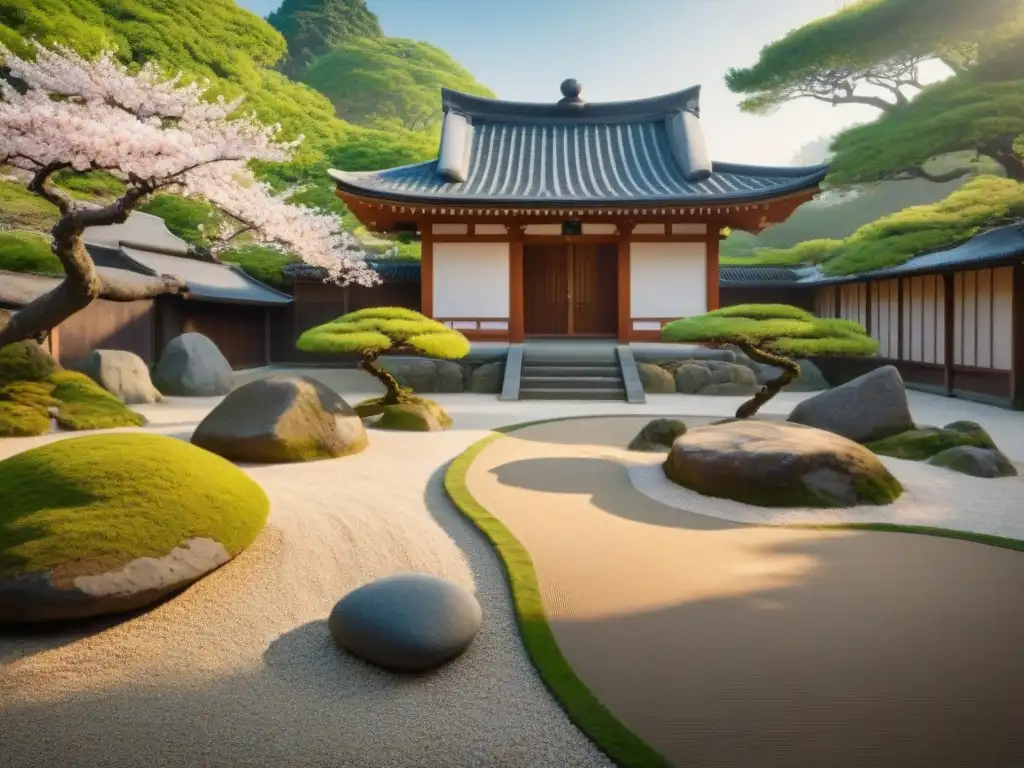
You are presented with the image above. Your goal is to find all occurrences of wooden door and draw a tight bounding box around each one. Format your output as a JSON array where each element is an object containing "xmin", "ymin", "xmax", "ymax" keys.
[
  {"xmin": 571, "ymin": 243, "xmax": 619, "ymax": 336},
  {"xmin": 523, "ymin": 244, "xmax": 569, "ymax": 335}
]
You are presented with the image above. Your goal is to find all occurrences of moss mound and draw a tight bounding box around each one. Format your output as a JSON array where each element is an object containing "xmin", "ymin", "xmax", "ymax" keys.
[
  {"xmin": 356, "ymin": 394, "xmax": 453, "ymax": 429},
  {"xmin": 0, "ymin": 433, "xmax": 270, "ymax": 579},
  {"xmin": 866, "ymin": 422, "xmax": 996, "ymax": 460},
  {"xmin": 375, "ymin": 402, "xmax": 444, "ymax": 431},
  {"xmin": 0, "ymin": 402, "xmax": 50, "ymax": 437},
  {"xmin": 0, "ymin": 340, "xmax": 60, "ymax": 386},
  {"xmin": 0, "ymin": 345, "xmax": 145, "ymax": 434}
]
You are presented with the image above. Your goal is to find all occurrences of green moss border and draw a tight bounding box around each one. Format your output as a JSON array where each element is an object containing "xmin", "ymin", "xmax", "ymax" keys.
[{"xmin": 445, "ymin": 415, "xmax": 1024, "ymax": 768}]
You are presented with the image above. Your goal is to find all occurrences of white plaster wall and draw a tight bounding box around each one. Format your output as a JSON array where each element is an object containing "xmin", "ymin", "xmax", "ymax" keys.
[
  {"xmin": 431, "ymin": 223, "xmax": 468, "ymax": 235},
  {"xmin": 432, "ymin": 242, "xmax": 510, "ymax": 318},
  {"xmin": 629, "ymin": 241, "xmax": 706, "ymax": 320}
]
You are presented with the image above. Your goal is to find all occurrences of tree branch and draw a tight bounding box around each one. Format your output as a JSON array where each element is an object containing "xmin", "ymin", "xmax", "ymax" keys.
[
  {"xmin": 99, "ymin": 273, "xmax": 187, "ymax": 302},
  {"xmin": 892, "ymin": 165, "xmax": 975, "ymax": 183},
  {"xmin": 27, "ymin": 162, "xmax": 75, "ymax": 214}
]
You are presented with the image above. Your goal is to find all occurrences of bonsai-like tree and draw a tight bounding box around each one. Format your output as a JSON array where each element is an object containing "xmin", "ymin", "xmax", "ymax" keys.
[
  {"xmin": 0, "ymin": 42, "xmax": 377, "ymax": 350},
  {"xmin": 661, "ymin": 304, "xmax": 879, "ymax": 418},
  {"xmin": 296, "ymin": 307, "xmax": 470, "ymax": 406}
]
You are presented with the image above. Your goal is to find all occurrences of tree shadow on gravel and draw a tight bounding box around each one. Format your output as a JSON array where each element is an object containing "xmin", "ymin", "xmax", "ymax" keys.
[{"xmin": 488, "ymin": 455, "xmax": 740, "ymax": 532}]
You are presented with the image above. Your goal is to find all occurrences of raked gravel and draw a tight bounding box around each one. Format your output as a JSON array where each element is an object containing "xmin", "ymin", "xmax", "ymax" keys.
[
  {"xmin": 0, "ymin": 399, "xmax": 614, "ymax": 768},
  {"xmin": 625, "ymin": 451, "xmax": 1024, "ymax": 541}
]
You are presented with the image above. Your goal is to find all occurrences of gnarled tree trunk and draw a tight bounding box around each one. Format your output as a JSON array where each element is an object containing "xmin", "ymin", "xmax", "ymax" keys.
[
  {"xmin": 734, "ymin": 342, "xmax": 801, "ymax": 419},
  {"xmin": 358, "ymin": 350, "xmax": 404, "ymax": 404}
]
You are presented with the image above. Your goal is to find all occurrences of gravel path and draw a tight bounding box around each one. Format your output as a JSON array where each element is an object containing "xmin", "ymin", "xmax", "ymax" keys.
[{"xmin": 0, "ymin": 402, "xmax": 614, "ymax": 768}]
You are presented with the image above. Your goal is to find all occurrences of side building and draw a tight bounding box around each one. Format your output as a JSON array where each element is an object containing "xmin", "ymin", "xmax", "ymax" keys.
[{"xmin": 328, "ymin": 79, "xmax": 828, "ymax": 342}]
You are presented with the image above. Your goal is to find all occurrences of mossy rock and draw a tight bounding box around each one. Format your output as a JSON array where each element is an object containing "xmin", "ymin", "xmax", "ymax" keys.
[
  {"xmin": 637, "ymin": 363, "xmax": 676, "ymax": 393},
  {"xmin": 0, "ymin": 402, "xmax": 50, "ymax": 437},
  {"xmin": 48, "ymin": 371, "xmax": 147, "ymax": 430},
  {"xmin": 356, "ymin": 394, "xmax": 453, "ymax": 429},
  {"xmin": 927, "ymin": 446, "xmax": 1017, "ymax": 478},
  {"xmin": 376, "ymin": 402, "xmax": 447, "ymax": 432},
  {"xmin": 865, "ymin": 422, "xmax": 996, "ymax": 460},
  {"xmin": 0, "ymin": 433, "xmax": 270, "ymax": 623},
  {"xmin": 0, "ymin": 340, "xmax": 61, "ymax": 386},
  {"xmin": 628, "ymin": 418, "xmax": 687, "ymax": 452}
]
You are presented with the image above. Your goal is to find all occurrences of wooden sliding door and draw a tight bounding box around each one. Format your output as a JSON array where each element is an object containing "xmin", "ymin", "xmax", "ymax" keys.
[{"xmin": 523, "ymin": 242, "xmax": 618, "ymax": 336}]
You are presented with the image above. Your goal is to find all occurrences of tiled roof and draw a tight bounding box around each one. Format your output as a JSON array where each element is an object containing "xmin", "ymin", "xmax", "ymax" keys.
[
  {"xmin": 330, "ymin": 85, "xmax": 828, "ymax": 206},
  {"xmin": 284, "ymin": 260, "xmax": 420, "ymax": 283},
  {"xmin": 719, "ymin": 265, "xmax": 802, "ymax": 285},
  {"xmin": 115, "ymin": 247, "xmax": 293, "ymax": 306},
  {"xmin": 0, "ymin": 267, "xmax": 170, "ymax": 308}
]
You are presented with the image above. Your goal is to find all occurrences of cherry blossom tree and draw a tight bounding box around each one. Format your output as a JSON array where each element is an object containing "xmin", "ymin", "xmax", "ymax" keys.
[{"xmin": 0, "ymin": 42, "xmax": 379, "ymax": 348}]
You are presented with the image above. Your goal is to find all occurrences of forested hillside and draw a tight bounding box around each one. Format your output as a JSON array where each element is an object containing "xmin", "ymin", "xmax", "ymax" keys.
[{"xmin": 0, "ymin": 0, "xmax": 493, "ymax": 277}]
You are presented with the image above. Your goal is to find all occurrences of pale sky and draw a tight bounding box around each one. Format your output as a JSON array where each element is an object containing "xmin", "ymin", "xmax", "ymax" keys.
[{"xmin": 238, "ymin": 0, "xmax": 951, "ymax": 165}]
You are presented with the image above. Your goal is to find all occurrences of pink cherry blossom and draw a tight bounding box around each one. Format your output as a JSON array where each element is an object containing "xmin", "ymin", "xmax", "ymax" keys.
[{"xmin": 0, "ymin": 42, "xmax": 380, "ymax": 288}]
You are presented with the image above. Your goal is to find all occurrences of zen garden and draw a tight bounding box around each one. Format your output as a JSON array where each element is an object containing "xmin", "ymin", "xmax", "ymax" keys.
[{"xmin": 2, "ymin": 1, "xmax": 1024, "ymax": 766}]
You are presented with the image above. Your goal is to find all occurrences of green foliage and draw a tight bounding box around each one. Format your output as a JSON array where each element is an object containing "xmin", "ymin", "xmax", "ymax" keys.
[
  {"xmin": 0, "ymin": 180, "xmax": 59, "ymax": 231},
  {"xmin": 820, "ymin": 175, "xmax": 1024, "ymax": 274},
  {"xmin": 138, "ymin": 194, "xmax": 220, "ymax": 246},
  {"xmin": 0, "ymin": 231, "xmax": 61, "ymax": 274},
  {"xmin": 219, "ymin": 245, "xmax": 298, "ymax": 287},
  {"xmin": 301, "ymin": 36, "xmax": 494, "ymax": 131},
  {"xmin": 0, "ymin": 340, "xmax": 59, "ymax": 385},
  {"xmin": 297, "ymin": 307, "xmax": 471, "ymax": 359},
  {"xmin": 0, "ymin": 432, "xmax": 270, "ymax": 578},
  {"xmin": 661, "ymin": 304, "xmax": 880, "ymax": 357},
  {"xmin": 724, "ymin": 0, "xmax": 1021, "ymax": 113},
  {"xmin": 722, "ymin": 238, "xmax": 844, "ymax": 266},
  {"xmin": 0, "ymin": 401, "xmax": 50, "ymax": 437},
  {"xmin": 828, "ymin": 75, "xmax": 1024, "ymax": 185},
  {"xmin": 47, "ymin": 370, "xmax": 146, "ymax": 430},
  {"xmin": 0, "ymin": 380, "xmax": 59, "ymax": 410},
  {"xmin": 268, "ymin": 0, "xmax": 383, "ymax": 76}
]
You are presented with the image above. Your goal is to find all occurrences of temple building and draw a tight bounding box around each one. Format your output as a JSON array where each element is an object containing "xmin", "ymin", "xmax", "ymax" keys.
[{"xmin": 330, "ymin": 79, "xmax": 828, "ymax": 342}]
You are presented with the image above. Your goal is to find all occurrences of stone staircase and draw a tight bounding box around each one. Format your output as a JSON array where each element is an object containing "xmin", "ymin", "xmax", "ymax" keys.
[{"xmin": 517, "ymin": 342, "xmax": 627, "ymax": 401}]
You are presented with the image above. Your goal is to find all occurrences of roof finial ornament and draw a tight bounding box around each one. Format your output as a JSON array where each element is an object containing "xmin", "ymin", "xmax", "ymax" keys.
[{"xmin": 558, "ymin": 78, "xmax": 585, "ymax": 106}]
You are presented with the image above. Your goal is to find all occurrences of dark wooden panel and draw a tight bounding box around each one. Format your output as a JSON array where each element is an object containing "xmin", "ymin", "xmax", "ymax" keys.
[
  {"xmin": 720, "ymin": 286, "xmax": 817, "ymax": 312},
  {"xmin": 180, "ymin": 302, "xmax": 267, "ymax": 369},
  {"xmin": 524, "ymin": 244, "xmax": 569, "ymax": 335},
  {"xmin": 571, "ymin": 243, "xmax": 617, "ymax": 335},
  {"xmin": 58, "ymin": 298, "xmax": 156, "ymax": 366}
]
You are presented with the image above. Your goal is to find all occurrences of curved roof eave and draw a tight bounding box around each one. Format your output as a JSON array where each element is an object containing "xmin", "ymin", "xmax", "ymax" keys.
[
  {"xmin": 440, "ymin": 85, "xmax": 703, "ymax": 122},
  {"xmin": 328, "ymin": 165, "xmax": 829, "ymax": 208}
]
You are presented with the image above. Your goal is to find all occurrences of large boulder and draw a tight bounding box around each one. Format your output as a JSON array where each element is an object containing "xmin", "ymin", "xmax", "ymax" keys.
[
  {"xmin": 671, "ymin": 359, "xmax": 758, "ymax": 395},
  {"xmin": 663, "ymin": 420, "xmax": 903, "ymax": 508},
  {"xmin": 72, "ymin": 349, "xmax": 163, "ymax": 404},
  {"xmin": 786, "ymin": 365, "xmax": 913, "ymax": 443},
  {"xmin": 628, "ymin": 418, "xmax": 687, "ymax": 452},
  {"xmin": 469, "ymin": 361, "xmax": 503, "ymax": 394},
  {"xmin": 327, "ymin": 572, "xmax": 482, "ymax": 672},
  {"xmin": 0, "ymin": 433, "xmax": 269, "ymax": 624},
  {"xmin": 153, "ymin": 333, "xmax": 232, "ymax": 396},
  {"xmin": 191, "ymin": 375, "xmax": 367, "ymax": 463},
  {"xmin": 380, "ymin": 357, "xmax": 465, "ymax": 393},
  {"xmin": 927, "ymin": 446, "xmax": 1018, "ymax": 478},
  {"xmin": 637, "ymin": 362, "xmax": 676, "ymax": 393}
]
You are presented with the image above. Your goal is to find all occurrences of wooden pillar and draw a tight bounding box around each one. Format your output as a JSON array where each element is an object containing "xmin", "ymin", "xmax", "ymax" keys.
[
  {"xmin": 263, "ymin": 308, "xmax": 272, "ymax": 366},
  {"xmin": 509, "ymin": 226, "xmax": 524, "ymax": 342},
  {"xmin": 47, "ymin": 325, "xmax": 61, "ymax": 363},
  {"xmin": 864, "ymin": 281, "xmax": 873, "ymax": 336},
  {"xmin": 896, "ymin": 278, "xmax": 904, "ymax": 359},
  {"xmin": 616, "ymin": 223, "xmax": 634, "ymax": 343},
  {"xmin": 705, "ymin": 224, "xmax": 721, "ymax": 311},
  {"xmin": 1011, "ymin": 262, "xmax": 1024, "ymax": 408},
  {"xmin": 420, "ymin": 225, "xmax": 434, "ymax": 319},
  {"xmin": 943, "ymin": 272, "xmax": 955, "ymax": 396}
]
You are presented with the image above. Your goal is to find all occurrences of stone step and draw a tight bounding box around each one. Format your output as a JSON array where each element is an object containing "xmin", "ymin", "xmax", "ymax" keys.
[
  {"xmin": 518, "ymin": 387, "xmax": 626, "ymax": 401},
  {"xmin": 521, "ymin": 364, "xmax": 620, "ymax": 377},
  {"xmin": 520, "ymin": 375, "xmax": 624, "ymax": 389}
]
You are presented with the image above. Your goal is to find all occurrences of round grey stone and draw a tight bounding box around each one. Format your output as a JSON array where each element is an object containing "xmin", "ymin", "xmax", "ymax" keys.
[{"xmin": 328, "ymin": 573, "xmax": 482, "ymax": 672}]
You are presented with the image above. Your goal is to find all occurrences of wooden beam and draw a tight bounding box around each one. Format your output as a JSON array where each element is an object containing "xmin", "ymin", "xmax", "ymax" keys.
[
  {"xmin": 509, "ymin": 226, "xmax": 525, "ymax": 343},
  {"xmin": 943, "ymin": 272, "xmax": 955, "ymax": 396},
  {"xmin": 1011, "ymin": 262, "xmax": 1024, "ymax": 408},
  {"xmin": 705, "ymin": 224, "xmax": 720, "ymax": 311},
  {"xmin": 617, "ymin": 224, "xmax": 634, "ymax": 343},
  {"xmin": 421, "ymin": 227, "xmax": 434, "ymax": 319}
]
